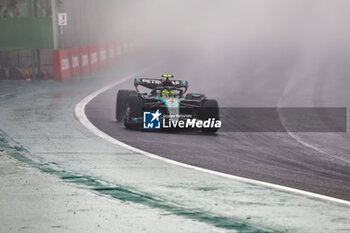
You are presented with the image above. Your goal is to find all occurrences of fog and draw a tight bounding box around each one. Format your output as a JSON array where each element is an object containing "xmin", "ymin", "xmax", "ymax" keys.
[{"xmin": 116, "ymin": 0, "xmax": 350, "ymax": 107}]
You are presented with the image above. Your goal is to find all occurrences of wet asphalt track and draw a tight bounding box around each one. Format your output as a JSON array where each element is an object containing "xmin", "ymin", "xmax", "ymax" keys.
[{"xmin": 85, "ymin": 60, "xmax": 350, "ymax": 201}]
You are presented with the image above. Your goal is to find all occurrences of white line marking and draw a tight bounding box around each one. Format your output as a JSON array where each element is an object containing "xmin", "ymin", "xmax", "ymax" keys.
[
  {"xmin": 276, "ymin": 81, "xmax": 330, "ymax": 155},
  {"xmin": 75, "ymin": 72, "xmax": 350, "ymax": 207}
]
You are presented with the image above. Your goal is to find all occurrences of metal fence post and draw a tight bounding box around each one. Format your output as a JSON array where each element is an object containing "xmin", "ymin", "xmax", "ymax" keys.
[{"xmin": 51, "ymin": 0, "xmax": 59, "ymax": 49}]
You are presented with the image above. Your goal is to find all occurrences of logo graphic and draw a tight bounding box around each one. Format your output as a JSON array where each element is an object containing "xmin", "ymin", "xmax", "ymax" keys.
[{"xmin": 143, "ymin": 110, "xmax": 162, "ymax": 129}]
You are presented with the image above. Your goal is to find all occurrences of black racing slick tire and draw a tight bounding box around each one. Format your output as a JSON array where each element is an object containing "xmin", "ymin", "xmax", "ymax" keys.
[
  {"xmin": 116, "ymin": 90, "xmax": 137, "ymax": 121},
  {"xmin": 200, "ymin": 99, "xmax": 219, "ymax": 133},
  {"xmin": 124, "ymin": 95, "xmax": 143, "ymax": 130}
]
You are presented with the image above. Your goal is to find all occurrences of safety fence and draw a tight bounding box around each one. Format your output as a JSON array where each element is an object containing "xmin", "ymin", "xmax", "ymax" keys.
[{"xmin": 0, "ymin": 0, "xmax": 51, "ymax": 19}]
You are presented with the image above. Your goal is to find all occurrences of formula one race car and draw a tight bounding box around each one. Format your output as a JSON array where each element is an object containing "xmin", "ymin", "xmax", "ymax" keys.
[{"xmin": 115, "ymin": 75, "xmax": 220, "ymax": 133}]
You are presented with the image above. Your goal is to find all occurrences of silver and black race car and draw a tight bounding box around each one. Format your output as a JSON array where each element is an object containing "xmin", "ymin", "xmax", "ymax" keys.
[{"xmin": 115, "ymin": 75, "xmax": 220, "ymax": 133}]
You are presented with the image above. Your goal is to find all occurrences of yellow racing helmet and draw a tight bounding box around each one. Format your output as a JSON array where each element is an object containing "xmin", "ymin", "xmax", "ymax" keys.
[{"xmin": 162, "ymin": 89, "xmax": 175, "ymax": 98}]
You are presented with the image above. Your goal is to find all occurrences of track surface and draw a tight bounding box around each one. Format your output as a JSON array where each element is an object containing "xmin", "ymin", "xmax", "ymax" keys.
[{"xmin": 85, "ymin": 63, "xmax": 350, "ymax": 201}]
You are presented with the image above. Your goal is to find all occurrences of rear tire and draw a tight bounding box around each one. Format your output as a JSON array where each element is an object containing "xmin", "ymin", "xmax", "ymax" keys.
[
  {"xmin": 116, "ymin": 90, "xmax": 136, "ymax": 121},
  {"xmin": 124, "ymin": 95, "xmax": 143, "ymax": 130},
  {"xmin": 200, "ymin": 99, "xmax": 219, "ymax": 133}
]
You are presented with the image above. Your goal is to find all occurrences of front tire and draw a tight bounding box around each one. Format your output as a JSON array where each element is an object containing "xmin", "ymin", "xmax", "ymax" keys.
[
  {"xmin": 116, "ymin": 90, "xmax": 136, "ymax": 121},
  {"xmin": 124, "ymin": 95, "xmax": 143, "ymax": 130}
]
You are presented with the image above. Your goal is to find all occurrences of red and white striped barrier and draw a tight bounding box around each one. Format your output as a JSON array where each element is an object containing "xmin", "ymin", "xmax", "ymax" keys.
[
  {"xmin": 115, "ymin": 40, "xmax": 123, "ymax": 63},
  {"xmin": 89, "ymin": 45, "xmax": 98, "ymax": 72},
  {"xmin": 70, "ymin": 47, "xmax": 80, "ymax": 77},
  {"xmin": 98, "ymin": 44, "xmax": 108, "ymax": 69},
  {"xmin": 80, "ymin": 46, "xmax": 90, "ymax": 75},
  {"xmin": 53, "ymin": 49, "xmax": 71, "ymax": 80},
  {"xmin": 52, "ymin": 39, "xmax": 141, "ymax": 80},
  {"xmin": 107, "ymin": 42, "xmax": 115, "ymax": 65}
]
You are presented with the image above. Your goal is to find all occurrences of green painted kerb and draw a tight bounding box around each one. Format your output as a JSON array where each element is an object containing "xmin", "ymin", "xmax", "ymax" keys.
[{"xmin": 0, "ymin": 129, "xmax": 280, "ymax": 233}]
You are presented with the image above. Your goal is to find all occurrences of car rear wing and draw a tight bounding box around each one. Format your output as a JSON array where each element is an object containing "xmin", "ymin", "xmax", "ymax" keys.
[{"xmin": 134, "ymin": 78, "xmax": 188, "ymax": 91}]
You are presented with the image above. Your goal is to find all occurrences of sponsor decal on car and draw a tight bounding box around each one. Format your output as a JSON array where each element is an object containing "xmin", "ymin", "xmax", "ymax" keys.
[{"xmin": 141, "ymin": 79, "xmax": 181, "ymax": 85}]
